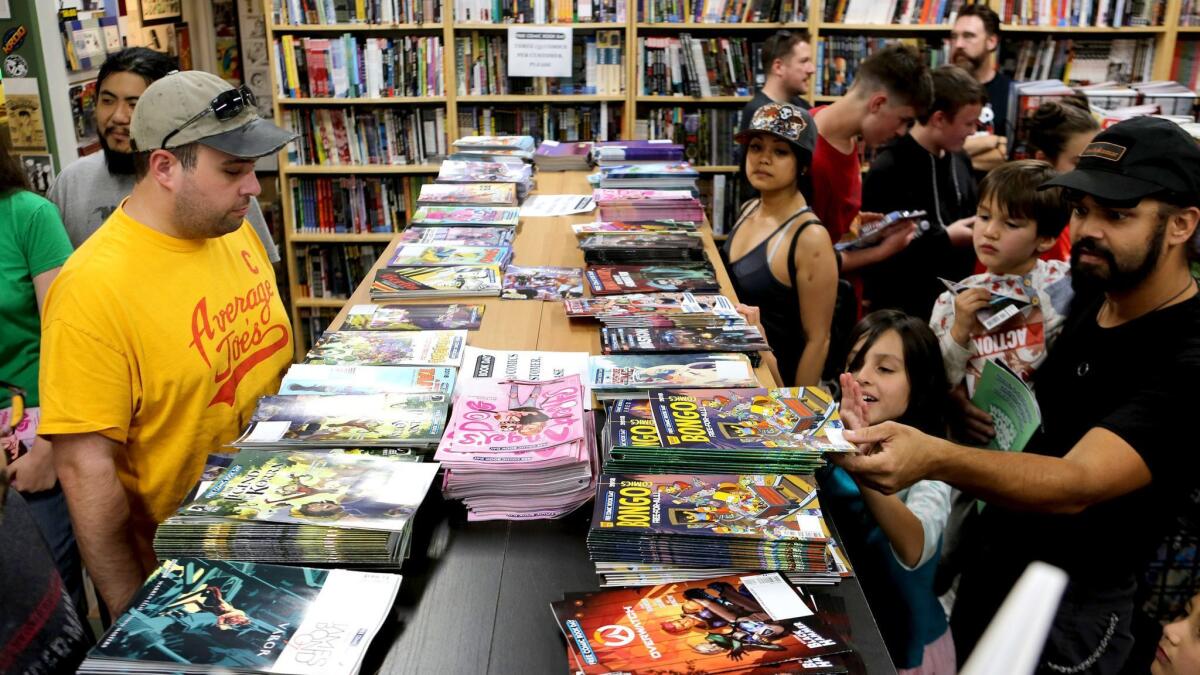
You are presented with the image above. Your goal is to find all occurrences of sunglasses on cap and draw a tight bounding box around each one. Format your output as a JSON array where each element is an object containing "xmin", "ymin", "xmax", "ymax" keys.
[{"xmin": 160, "ymin": 84, "xmax": 257, "ymax": 150}]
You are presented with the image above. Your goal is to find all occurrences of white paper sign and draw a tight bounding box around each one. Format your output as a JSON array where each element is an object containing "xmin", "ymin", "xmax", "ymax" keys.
[
  {"xmin": 507, "ymin": 26, "xmax": 573, "ymax": 77},
  {"xmin": 519, "ymin": 194, "xmax": 595, "ymax": 217}
]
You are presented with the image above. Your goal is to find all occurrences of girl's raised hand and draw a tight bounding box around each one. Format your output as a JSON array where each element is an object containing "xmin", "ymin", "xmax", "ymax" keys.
[{"xmin": 838, "ymin": 372, "xmax": 868, "ymax": 433}]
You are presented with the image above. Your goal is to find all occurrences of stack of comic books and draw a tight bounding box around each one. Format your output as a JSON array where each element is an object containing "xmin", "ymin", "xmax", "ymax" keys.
[
  {"xmin": 304, "ymin": 330, "xmax": 467, "ymax": 367},
  {"xmin": 371, "ymin": 265, "xmax": 503, "ymax": 298},
  {"xmin": 592, "ymin": 139, "xmax": 684, "ymax": 165},
  {"xmin": 599, "ymin": 326, "xmax": 771, "ymax": 355},
  {"xmin": 396, "ymin": 226, "xmax": 515, "ymax": 247},
  {"xmin": 278, "ymin": 364, "xmax": 458, "ymax": 396},
  {"xmin": 501, "ymin": 265, "xmax": 584, "ymax": 300},
  {"xmin": 453, "ymin": 134, "xmax": 536, "ymax": 155},
  {"xmin": 585, "ymin": 263, "xmax": 720, "ymax": 295},
  {"xmin": 154, "ymin": 451, "xmax": 440, "ymax": 567},
  {"xmin": 593, "ymin": 188, "xmax": 705, "ymax": 222},
  {"xmin": 587, "ymin": 353, "xmax": 760, "ymax": 401},
  {"xmin": 434, "ymin": 375, "xmax": 597, "ymax": 520},
  {"xmin": 410, "ymin": 205, "xmax": 520, "ymax": 227},
  {"xmin": 233, "ymin": 393, "xmax": 450, "ymax": 450},
  {"xmin": 597, "ymin": 162, "xmax": 699, "ymax": 191},
  {"xmin": 79, "ymin": 557, "xmax": 400, "ymax": 674},
  {"xmin": 533, "ymin": 139, "xmax": 592, "ymax": 171},
  {"xmin": 436, "ymin": 159, "xmax": 533, "ymax": 200},
  {"xmin": 551, "ymin": 573, "xmax": 853, "ymax": 674},
  {"xmin": 416, "ymin": 182, "xmax": 518, "ymax": 207},
  {"xmin": 600, "ymin": 387, "xmax": 855, "ymax": 475},
  {"xmin": 571, "ymin": 220, "xmax": 701, "ymax": 239},
  {"xmin": 342, "ymin": 303, "xmax": 486, "ymax": 331},
  {"xmin": 586, "ymin": 473, "xmax": 840, "ymax": 580},
  {"xmin": 386, "ymin": 244, "xmax": 513, "ymax": 268},
  {"xmin": 578, "ymin": 234, "xmax": 707, "ymax": 264},
  {"xmin": 566, "ymin": 293, "xmax": 744, "ymax": 329}
]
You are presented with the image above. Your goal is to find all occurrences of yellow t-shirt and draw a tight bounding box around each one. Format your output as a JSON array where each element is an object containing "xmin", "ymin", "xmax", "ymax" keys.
[{"xmin": 39, "ymin": 203, "xmax": 293, "ymax": 562}]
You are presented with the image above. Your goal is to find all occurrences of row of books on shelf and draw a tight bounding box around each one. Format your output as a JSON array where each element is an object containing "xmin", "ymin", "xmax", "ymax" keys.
[
  {"xmin": 454, "ymin": 0, "xmax": 626, "ymax": 23},
  {"xmin": 289, "ymin": 174, "xmax": 429, "ymax": 233},
  {"xmin": 458, "ymin": 103, "xmax": 623, "ymax": 142},
  {"xmin": 283, "ymin": 106, "xmax": 447, "ymax": 167},
  {"xmin": 1173, "ymin": 42, "xmax": 1200, "ymax": 92},
  {"xmin": 274, "ymin": 0, "xmax": 440, "ymax": 23},
  {"xmin": 275, "ymin": 34, "xmax": 444, "ymax": 99},
  {"xmin": 1000, "ymin": 0, "xmax": 1165, "ymax": 26},
  {"xmin": 815, "ymin": 36, "xmax": 948, "ymax": 96},
  {"xmin": 300, "ymin": 243, "xmax": 389, "ymax": 299},
  {"xmin": 1185, "ymin": 0, "xmax": 1200, "ymax": 25},
  {"xmin": 1004, "ymin": 37, "xmax": 1155, "ymax": 84},
  {"xmin": 455, "ymin": 30, "xmax": 624, "ymax": 96},
  {"xmin": 637, "ymin": 0, "xmax": 806, "ymax": 23},
  {"xmin": 638, "ymin": 35, "xmax": 762, "ymax": 97},
  {"xmin": 825, "ymin": 0, "xmax": 970, "ymax": 25}
]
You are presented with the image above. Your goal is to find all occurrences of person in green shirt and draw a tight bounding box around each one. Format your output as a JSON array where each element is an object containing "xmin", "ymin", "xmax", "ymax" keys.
[{"xmin": 0, "ymin": 140, "xmax": 85, "ymax": 627}]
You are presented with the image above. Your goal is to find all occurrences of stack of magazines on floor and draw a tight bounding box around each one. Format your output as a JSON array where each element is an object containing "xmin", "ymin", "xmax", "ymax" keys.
[
  {"xmin": 79, "ymin": 558, "xmax": 400, "ymax": 674},
  {"xmin": 435, "ymin": 374, "xmax": 598, "ymax": 520},
  {"xmin": 533, "ymin": 139, "xmax": 593, "ymax": 171},
  {"xmin": 154, "ymin": 450, "xmax": 440, "ymax": 568},
  {"xmin": 591, "ymin": 139, "xmax": 684, "ymax": 166}
]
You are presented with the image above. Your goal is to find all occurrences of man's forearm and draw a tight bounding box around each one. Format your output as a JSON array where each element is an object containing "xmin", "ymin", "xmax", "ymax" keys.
[
  {"xmin": 927, "ymin": 437, "xmax": 1094, "ymax": 514},
  {"xmin": 56, "ymin": 445, "xmax": 146, "ymax": 614}
]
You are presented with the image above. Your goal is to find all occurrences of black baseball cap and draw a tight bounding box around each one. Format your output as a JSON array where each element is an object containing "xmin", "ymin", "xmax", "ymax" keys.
[{"xmin": 1040, "ymin": 116, "xmax": 1200, "ymax": 203}]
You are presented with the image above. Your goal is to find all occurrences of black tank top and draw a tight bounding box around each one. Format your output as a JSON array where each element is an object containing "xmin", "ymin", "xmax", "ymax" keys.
[{"xmin": 722, "ymin": 201, "xmax": 819, "ymax": 386}]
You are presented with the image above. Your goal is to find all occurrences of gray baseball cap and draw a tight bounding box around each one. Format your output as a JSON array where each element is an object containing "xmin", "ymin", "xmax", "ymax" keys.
[{"xmin": 130, "ymin": 70, "xmax": 296, "ymax": 158}]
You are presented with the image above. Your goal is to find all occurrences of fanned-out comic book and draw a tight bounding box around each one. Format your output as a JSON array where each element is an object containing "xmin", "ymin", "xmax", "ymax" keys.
[
  {"xmin": 438, "ymin": 375, "xmax": 587, "ymax": 454},
  {"xmin": 586, "ymin": 264, "xmax": 720, "ymax": 295},
  {"xmin": 410, "ymin": 205, "xmax": 520, "ymax": 227},
  {"xmin": 501, "ymin": 265, "xmax": 584, "ymax": 300},
  {"xmin": 416, "ymin": 182, "xmax": 517, "ymax": 206},
  {"xmin": 343, "ymin": 303, "xmax": 485, "ymax": 331},
  {"xmin": 387, "ymin": 244, "xmax": 512, "ymax": 267},
  {"xmin": 80, "ymin": 558, "xmax": 400, "ymax": 675},
  {"xmin": 452, "ymin": 135, "xmax": 536, "ymax": 151},
  {"xmin": 600, "ymin": 326, "xmax": 771, "ymax": 354},
  {"xmin": 279, "ymin": 364, "xmax": 457, "ymax": 395},
  {"xmin": 305, "ymin": 330, "xmax": 466, "ymax": 367},
  {"xmin": 566, "ymin": 292, "xmax": 737, "ymax": 318},
  {"xmin": 551, "ymin": 573, "xmax": 850, "ymax": 675},
  {"xmin": 396, "ymin": 226, "xmax": 515, "ymax": 247},
  {"xmin": 371, "ymin": 266, "xmax": 502, "ymax": 298},
  {"xmin": 233, "ymin": 393, "xmax": 449, "ymax": 448},
  {"xmin": 436, "ymin": 159, "xmax": 532, "ymax": 184},
  {"xmin": 588, "ymin": 354, "xmax": 760, "ymax": 400},
  {"xmin": 571, "ymin": 220, "xmax": 701, "ymax": 238}
]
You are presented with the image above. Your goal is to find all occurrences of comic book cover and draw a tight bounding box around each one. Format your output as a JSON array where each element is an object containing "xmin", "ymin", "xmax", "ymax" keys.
[
  {"xmin": 279, "ymin": 364, "xmax": 457, "ymax": 395},
  {"xmin": 599, "ymin": 162, "xmax": 700, "ymax": 178},
  {"xmin": 590, "ymin": 474, "xmax": 827, "ymax": 543},
  {"xmin": 410, "ymin": 206, "xmax": 520, "ymax": 227},
  {"xmin": 566, "ymin": 293, "xmax": 737, "ymax": 319},
  {"xmin": 552, "ymin": 574, "xmax": 849, "ymax": 674},
  {"xmin": 501, "ymin": 265, "xmax": 584, "ymax": 301},
  {"xmin": 235, "ymin": 393, "xmax": 449, "ymax": 447},
  {"xmin": 416, "ymin": 182, "xmax": 517, "ymax": 206},
  {"xmin": 343, "ymin": 303, "xmax": 485, "ymax": 331},
  {"xmin": 588, "ymin": 354, "xmax": 760, "ymax": 392},
  {"xmin": 177, "ymin": 450, "xmax": 439, "ymax": 531},
  {"xmin": 396, "ymin": 226, "xmax": 515, "ymax": 247},
  {"xmin": 592, "ymin": 188, "xmax": 698, "ymax": 203},
  {"xmin": 436, "ymin": 159, "xmax": 532, "ymax": 184},
  {"xmin": 439, "ymin": 375, "xmax": 587, "ymax": 454},
  {"xmin": 579, "ymin": 234, "xmax": 705, "ymax": 251},
  {"xmin": 455, "ymin": 346, "xmax": 591, "ymax": 399},
  {"xmin": 647, "ymin": 388, "xmax": 853, "ymax": 452},
  {"xmin": 599, "ymin": 204, "xmax": 708, "ymax": 222},
  {"xmin": 387, "ymin": 244, "xmax": 512, "ymax": 267},
  {"xmin": 572, "ymin": 221, "xmax": 701, "ymax": 238},
  {"xmin": 371, "ymin": 266, "xmax": 503, "ymax": 297},
  {"xmin": 586, "ymin": 264, "xmax": 720, "ymax": 295},
  {"xmin": 305, "ymin": 330, "xmax": 466, "ymax": 367},
  {"xmin": 83, "ymin": 558, "xmax": 399, "ymax": 675},
  {"xmin": 453, "ymin": 135, "xmax": 536, "ymax": 151},
  {"xmin": 601, "ymin": 327, "xmax": 770, "ymax": 354}
]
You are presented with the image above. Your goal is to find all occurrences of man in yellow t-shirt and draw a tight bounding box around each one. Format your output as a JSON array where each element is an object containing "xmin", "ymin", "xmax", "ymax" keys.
[{"xmin": 39, "ymin": 71, "xmax": 297, "ymax": 616}]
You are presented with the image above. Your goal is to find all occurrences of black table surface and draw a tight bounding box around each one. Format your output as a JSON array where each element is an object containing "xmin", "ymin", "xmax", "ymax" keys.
[{"xmin": 359, "ymin": 492, "xmax": 897, "ymax": 675}]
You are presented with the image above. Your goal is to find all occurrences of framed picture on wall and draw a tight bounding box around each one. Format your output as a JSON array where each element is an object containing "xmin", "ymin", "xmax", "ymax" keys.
[
  {"xmin": 139, "ymin": 0, "xmax": 182, "ymax": 22},
  {"xmin": 140, "ymin": 23, "xmax": 176, "ymax": 55}
]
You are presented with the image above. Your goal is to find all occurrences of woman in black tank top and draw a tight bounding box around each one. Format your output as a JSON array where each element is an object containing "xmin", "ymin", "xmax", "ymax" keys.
[{"xmin": 723, "ymin": 103, "xmax": 839, "ymax": 386}]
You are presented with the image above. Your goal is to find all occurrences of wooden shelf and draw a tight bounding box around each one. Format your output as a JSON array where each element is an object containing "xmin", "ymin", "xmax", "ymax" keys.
[
  {"xmin": 1178, "ymin": 26, "xmax": 1200, "ymax": 32},
  {"xmin": 294, "ymin": 297, "xmax": 353, "ymax": 308},
  {"xmin": 290, "ymin": 233, "xmax": 398, "ymax": 243},
  {"xmin": 635, "ymin": 21, "xmax": 805, "ymax": 29},
  {"xmin": 696, "ymin": 165, "xmax": 739, "ymax": 172},
  {"xmin": 637, "ymin": 95, "xmax": 752, "ymax": 102},
  {"xmin": 457, "ymin": 94, "xmax": 626, "ymax": 102},
  {"xmin": 456, "ymin": 22, "xmax": 623, "ymax": 29},
  {"xmin": 270, "ymin": 23, "xmax": 444, "ymax": 31},
  {"xmin": 277, "ymin": 96, "xmax": 447, "ymax": 104},
  {"xmin": 285, "ymin": 164, "xmax": 440, "ymax": 174},
  {"xmin": 999, "ymin": 23, "xmax": 1167, "ymax": 33},
  {"xmin": 819, "ymin": 22, "xmax": 951, "ymax": 31}
]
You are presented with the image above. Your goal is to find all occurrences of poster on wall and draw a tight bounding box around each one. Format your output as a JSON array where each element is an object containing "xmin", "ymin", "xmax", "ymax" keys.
[
  {"xmin": 69, "ymin": 79, "xmax": 100, "ymax": 156},
  {"xmin": 237, "ymin": 0, "xmax": 273, "ymax": 120},
  {"xmin": 20, "ymin": 153, "xmax": 54, "ymax": 195},
  {"xmin": 175, "ymin": 23, "xmax": 192, "ymax": 70},
  {"xmin": 213, "ymin": 0, "xmax": 241, "ymax": 84},
  {"xmin": 139, "ymin": 0, "xmax": 181, "ymax": 22},
  {"xmin": 140, "ymin": 22, "xmax": 176, "ymax": 55},
  {"xmin": 3, "ymin": 78, "xmax": 47, "ymax": 151}
]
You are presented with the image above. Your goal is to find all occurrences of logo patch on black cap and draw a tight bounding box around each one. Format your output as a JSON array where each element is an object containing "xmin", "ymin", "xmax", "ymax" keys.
[{"xmin": 1080, "ymin": 141, "xmax": 1127, "ymax": 162}]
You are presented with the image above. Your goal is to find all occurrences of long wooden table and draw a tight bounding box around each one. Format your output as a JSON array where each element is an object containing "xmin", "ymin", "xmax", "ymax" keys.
[{"xmin": 321, "ymin": 171, "xmax": 896, "ymax": 674}]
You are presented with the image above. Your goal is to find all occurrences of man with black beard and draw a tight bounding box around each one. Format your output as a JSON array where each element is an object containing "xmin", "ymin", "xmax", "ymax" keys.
[
  {"xmin": 47, "ymin": 48, "xmax": 279, "ymax": 262},
  {"xmin": 949, "ymin": 4, "xmax": 1011, "ymax": 174},
  {"xmin": 833, "ymin": 116, "xmax": 1200, "ymax": 673}
]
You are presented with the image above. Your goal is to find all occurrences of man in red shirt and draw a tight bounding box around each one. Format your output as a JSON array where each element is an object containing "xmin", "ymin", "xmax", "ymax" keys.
[{"xmin": 811, "ymin": 44, "xmax": 934, "ymax": 274}]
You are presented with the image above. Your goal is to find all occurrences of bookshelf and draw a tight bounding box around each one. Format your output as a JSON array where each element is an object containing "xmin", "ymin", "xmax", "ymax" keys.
[{"xmin": 265, "ymin": 0, "xmax": 1195, "ymax": 356}]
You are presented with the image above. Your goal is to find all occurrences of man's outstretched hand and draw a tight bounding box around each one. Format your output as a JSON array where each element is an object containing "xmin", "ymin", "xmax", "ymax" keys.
[{"xmin": 831, "ymin": 421, "xmax": 942, "ymax": 494}]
